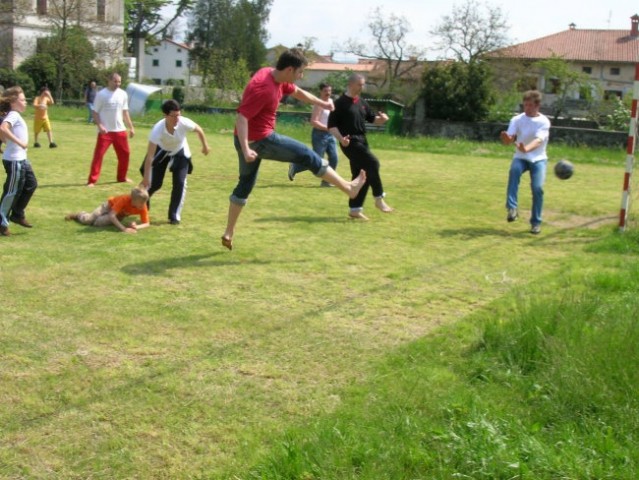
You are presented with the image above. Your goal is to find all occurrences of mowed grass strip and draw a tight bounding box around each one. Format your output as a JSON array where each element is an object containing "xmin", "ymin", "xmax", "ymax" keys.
[{"xmin": 0, "ymin": 113, "xmax": 629, "ymax": 478}]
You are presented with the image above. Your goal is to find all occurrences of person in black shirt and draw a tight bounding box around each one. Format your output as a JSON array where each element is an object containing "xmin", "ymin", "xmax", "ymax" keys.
[{"xmin": 328, "ymin": 73, "xmax": 394, "ymax": 220}]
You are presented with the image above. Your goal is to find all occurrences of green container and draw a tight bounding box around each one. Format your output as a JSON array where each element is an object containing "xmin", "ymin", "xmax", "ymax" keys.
[{"xmin": 363, "ymin": 98, "xmax": 405, "ymax": 135}]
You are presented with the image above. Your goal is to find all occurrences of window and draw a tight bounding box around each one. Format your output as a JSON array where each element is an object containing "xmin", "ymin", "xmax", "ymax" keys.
[
  {"xmin": 545, "ymin": 78, "xmax": 561, "ymax": 94},
  {"xmin": 152, "ymin": 59, "xmax": 159, "ymax": 67},
  {"xmin": 610, "ymin": 67, "xmax": 620, "ymax": 75},
  {"xmin": 582, "ymin": 66, "xmax": 592, "ymax": 74},
  {"xmin": 37, "ymin": 0, "xmax": 47, "ymax": 15},
  {"xmin": 177, "ymin": 48, "xmax": 182, "ymax": 53},
  {"xmin": 153, "ymin": 48, "xmax": 159, "ymax": 52},
  {"xmin": 604, "ymin": 90, "xmax": 622, "ymax": 100},
  {"xmin": 97, "ymin": 0, "xmax": 105, "ymax": 21},
  {"xmin": 176, "ymin": 60, "xmax": 182, "ymax": 68}
]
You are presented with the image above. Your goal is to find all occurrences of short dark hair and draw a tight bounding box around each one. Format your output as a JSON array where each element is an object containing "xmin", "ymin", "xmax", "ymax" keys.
[
  {"xmin": 276, "ymin": 48, "xmax": 308, "ymax": 71},
  {"xmin": 318, "ymin": 83, "xmax": 331, "ymax": 91},
  {"xmin": 161, "ymin": 99, "xmax": 181, "ymax": 115}
]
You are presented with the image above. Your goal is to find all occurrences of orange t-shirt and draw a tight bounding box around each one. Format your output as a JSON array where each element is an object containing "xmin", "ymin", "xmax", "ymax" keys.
[
  {"xmin": 33, "ymin": 94, "xmax": 54, "ymax": 121},
  {"xmin": 107, "ymin": 195, "xmax": 149, "ymax": 224}
]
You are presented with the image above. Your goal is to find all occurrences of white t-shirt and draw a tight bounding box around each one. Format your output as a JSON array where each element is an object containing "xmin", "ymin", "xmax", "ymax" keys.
[
  {"xmin": 1, "ymin": 111, "xmax": 28, "ymax": 161},
  {"xmin": 94, "ymin": 87, "xmax": 129, "ymax": 132},
  {"xmin": 507, "ymin": 112, "xmax": 551, "ymax": 162},
  {"xmin": 148, "ymin": 116, "xmax": 197, "ymax": 157}
]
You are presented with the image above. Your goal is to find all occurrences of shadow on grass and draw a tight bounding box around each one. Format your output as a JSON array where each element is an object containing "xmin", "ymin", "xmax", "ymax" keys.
[
  {"xmin": 122, "ymin": 253, "xmax": 257, "ymax": 275},
  {"xmin": 38, "ymin": 180, "xmax": 126, "ymax": 189},
  {"xmin": 438, "ymin": 227, "xmax": 522, "ymax": 239},
  {"xmin": 254, "ymin": 215, "xmax": 346, "ymax": 224}
]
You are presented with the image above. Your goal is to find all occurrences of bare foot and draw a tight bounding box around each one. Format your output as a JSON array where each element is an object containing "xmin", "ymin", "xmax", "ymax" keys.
[
  {"xmin": 375, "ymin": 198, "xmax": 394, "ymax": 213},
  {"xmin": 348, "ymin": 170, "xmax": 367, "ymax": 199},
  {"xmin": 348, "ymin": 211, "xmax": 369, "ymax": 221},
  {"xmin": 86, "ymin": 183, "xmax": 95, "ymax": 188},
  {"xmin": 120, "ymin": 178, "xmax": 134, "ymax": 184},
  {"xmin": 221, "ymin": 235, "xmax": 233, "ymax": 251}
]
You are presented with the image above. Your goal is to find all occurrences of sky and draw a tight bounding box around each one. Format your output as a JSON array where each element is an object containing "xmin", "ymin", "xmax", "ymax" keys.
[{"xmin": 265, "ymin": 0, "xmax": 637, "ymax": 62}]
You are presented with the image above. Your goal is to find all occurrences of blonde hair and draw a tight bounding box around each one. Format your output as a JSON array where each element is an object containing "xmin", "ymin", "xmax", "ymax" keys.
[
  {"xmin": 523, "ymin": 90, "xmax": 542, "ymax": 105},
  {"xmin": 131, "ymin": 185, "xmax": 149, "ymax": 204},
  {"xmin": 0, "ymin": 86, "xmax": 24, "ymax": 114}
]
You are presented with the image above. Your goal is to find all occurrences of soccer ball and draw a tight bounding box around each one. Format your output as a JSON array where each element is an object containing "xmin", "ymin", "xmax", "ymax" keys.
[{"xmin": 554, "ymin": 160, "xmax": 574, "ymax": 180}]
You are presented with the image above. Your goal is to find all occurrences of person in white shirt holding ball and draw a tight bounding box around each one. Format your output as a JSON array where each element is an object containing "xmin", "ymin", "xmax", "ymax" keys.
[{"xmin": 500, "ymin": 90, "xmax": 551, "ymax": 235}]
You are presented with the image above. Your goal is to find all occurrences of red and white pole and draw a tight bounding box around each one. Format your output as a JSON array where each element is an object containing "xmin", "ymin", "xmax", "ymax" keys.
[{"xmin": 619, "ymin": 63, "xmax": 639, "ymax": 231}]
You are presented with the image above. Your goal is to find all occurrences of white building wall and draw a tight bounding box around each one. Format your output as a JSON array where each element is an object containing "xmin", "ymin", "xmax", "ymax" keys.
[
  {"xmin": 143, "ymin": 40, "xmax": 191, "ymax": 86},
  {"xmin": 0, "ymin": 0, "xmax": 124, "ymax": 69}
]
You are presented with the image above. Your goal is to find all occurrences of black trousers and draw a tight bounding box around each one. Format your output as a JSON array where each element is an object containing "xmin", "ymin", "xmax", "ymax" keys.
[
  {"xmin": 141, "ymin": 148, "xmax": 192, "ymax": 222},
  {"xmin": 1, "ymin": 159, "xmax": 37, "ymax": 225},
  {"xmin": 340, "ymin": 136, "xmax": 384, "ymax": 209}
]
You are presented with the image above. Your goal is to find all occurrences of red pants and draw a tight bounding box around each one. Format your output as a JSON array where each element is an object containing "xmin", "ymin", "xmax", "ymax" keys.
[{"xmin": 87, "ymin": 131, "xmax": 130, "ymax": 184}]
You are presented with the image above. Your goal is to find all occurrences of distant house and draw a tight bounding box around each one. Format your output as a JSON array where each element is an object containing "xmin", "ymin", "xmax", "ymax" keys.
[
  {"xmin": 0, "ymin": 0, "xmax": 125, "ymax": 70},
  {"xmin": 143, "ymin": 38, "xmax": 195, "ymax": 86},
  {"xmin": 298, "ymin": 61, "xmax": 378, "ymax": 92},
  {"xmin": 489, "ymin": 14, "xmax": 639, "ymax": 107}
]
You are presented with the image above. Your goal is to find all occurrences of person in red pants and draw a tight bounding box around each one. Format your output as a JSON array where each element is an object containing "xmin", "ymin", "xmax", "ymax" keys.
[{"xmin": 87, "ymin": 72, "xmax": 135, "ymax": 187}]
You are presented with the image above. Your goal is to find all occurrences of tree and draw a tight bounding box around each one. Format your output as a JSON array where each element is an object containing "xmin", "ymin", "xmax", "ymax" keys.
[
  {"xmin": 16, "ymin": 53, "xmax": 58, "ymax": 93},
  {"xmin": 533, "ymin": 54, "xmax": 595, "ymax": 121},
  {"xmin": 0, "ymin": 69, "xmax": 35, "ymax": 97},
  {"xmin": 188, "ymin": 0, "xmax": 272, "ymax": 86},
  {"xmin": 341, "ymin": 7, "xmax": 426, "ymax": 97},
  {"xmin": 125, "ymin": 0, "xmax": 194, "ymax": 80},
  {"xmin": 431, "ymin": 0, "xmax": 509, "ymax": 63},
  {"xmin": 420, "ymin": 61, "xmax": 493, "ymax": 122}
]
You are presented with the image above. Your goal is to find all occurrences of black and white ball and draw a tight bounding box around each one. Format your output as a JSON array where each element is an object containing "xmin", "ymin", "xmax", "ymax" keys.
[{"xmin": 554, "ymin": 160, "xmax": 574, "ymax": 180}]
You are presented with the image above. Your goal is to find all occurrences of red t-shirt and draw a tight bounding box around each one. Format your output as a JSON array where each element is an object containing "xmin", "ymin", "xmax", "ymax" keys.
[{"xmin": 236, "ymin": 67, "xmax": 296, "ymax": 142}]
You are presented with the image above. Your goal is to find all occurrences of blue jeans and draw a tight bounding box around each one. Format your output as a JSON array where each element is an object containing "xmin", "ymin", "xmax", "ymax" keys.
[
  {"xmin": 230, "ymin": 133, "xmax": 328, "ymax": 205},
  {"xmin": 291, "ymin": 129, "xmax": 338, "ymax": 176},
  {"xmin": 506, "ymin": 157, "xmax": 546, "ymax": 226},
  {"xmin": 86, "ymin": 103, "xmax": 94, "ymax": 123}
]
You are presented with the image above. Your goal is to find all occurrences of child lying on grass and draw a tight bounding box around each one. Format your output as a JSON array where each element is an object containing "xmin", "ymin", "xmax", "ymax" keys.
[{"xmin": 65, "ymin": 185, "xmax": 150, "ymax": 234}]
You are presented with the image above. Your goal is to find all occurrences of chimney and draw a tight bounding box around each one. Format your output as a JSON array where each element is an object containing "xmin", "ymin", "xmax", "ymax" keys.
[
  {"xmin": 569, "ymin": 22, "xmax": 576, "ymax": 30},
  {"xmin": 632, "ymin": 14, "xmax": 639, "ymax": 37}
]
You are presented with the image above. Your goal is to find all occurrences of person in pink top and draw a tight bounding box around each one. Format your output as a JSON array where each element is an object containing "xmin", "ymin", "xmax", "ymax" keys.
[
  {"xmin": 220, "ymin": 48, "xmax": 366, "ymax": 251},
  {"xmin": 87, "ymin": 72, "xmax": 135, "ymax": 187}
]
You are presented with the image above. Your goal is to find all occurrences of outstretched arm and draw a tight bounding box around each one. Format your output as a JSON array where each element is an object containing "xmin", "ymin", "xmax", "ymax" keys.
[
  {"xmin": 194, "ymin": 125, "xmax": 211, "ymax": 155},
  {"xmin": 142, "ymin": 141, "xmax": 158, "ymax": 188},
  {"xmin": 291, "ymin": 86, "xmax": 333, "ymax": 111},
  {"xmin": 373, "ymin": 111, "xmax": 389, "ymax": 125},
  {"xmin": 108, "ymin": 211, "xmax": 137, "ymax": 233}
]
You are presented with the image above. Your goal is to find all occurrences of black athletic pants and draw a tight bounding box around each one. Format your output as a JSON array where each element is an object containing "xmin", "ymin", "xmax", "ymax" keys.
[{"xmin": 340, "ymin": 136, "xmax": 384, "ymax": 209}]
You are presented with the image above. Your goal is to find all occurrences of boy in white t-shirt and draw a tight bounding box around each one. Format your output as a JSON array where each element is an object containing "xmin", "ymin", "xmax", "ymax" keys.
[
  {"xmin": 141, "ymin": 100, "xmax": 211, "ymax": 225},
  {"xmin": 500, "ymin": 90, "xmax": 551, "ymax": 235}
]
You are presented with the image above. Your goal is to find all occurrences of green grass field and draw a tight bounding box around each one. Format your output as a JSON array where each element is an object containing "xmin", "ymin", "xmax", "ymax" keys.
[{"xmin": 1, "ymin": 107, "xmax": 638, "ymax": 479}]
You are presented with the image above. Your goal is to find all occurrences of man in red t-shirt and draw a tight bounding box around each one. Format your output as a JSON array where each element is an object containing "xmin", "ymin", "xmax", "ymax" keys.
[{"xmin": 220, "ymin": 48, "xmax": 367, "ymax": 251}]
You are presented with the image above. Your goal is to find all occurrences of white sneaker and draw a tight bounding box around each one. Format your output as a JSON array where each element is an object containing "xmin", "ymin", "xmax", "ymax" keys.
[
  {"xmin": 288, "ymin": 163, "xmax": 296, "ymax": 181},
  {"xmin": 507, "ymin": 208, "xmax": 518, "ymax": 222}
]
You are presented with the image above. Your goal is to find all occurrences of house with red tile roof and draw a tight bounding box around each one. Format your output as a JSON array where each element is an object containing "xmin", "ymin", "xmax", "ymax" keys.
[{"xmin": 489, "ymin": 14, "xmax": 639, "ymax": 107}]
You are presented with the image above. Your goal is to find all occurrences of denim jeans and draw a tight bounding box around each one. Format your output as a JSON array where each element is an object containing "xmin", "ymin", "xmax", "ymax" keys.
[
  {"xmin": 290, "ymin": 129, "xmax": 338, "ymax": 176},
  {"xmin": 506, "ymin": 157, "xmax": 546, "ymax": 226},
  {"xmin": 230, "ymin": 132, "xmax": 328, "ymax": 205}
]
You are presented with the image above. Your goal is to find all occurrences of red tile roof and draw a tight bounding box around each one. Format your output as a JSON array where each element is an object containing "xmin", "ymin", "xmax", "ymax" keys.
[{"xmin": 494, "ymin": 28, "xmax": 639, "ymax": 63}]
